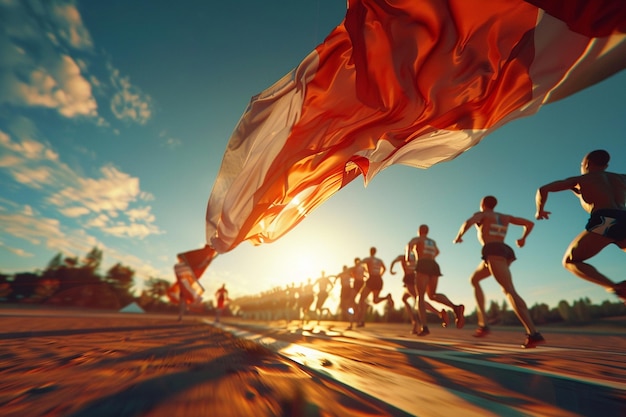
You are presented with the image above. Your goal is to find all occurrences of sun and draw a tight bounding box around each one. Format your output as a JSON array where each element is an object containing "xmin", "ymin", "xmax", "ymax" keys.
[{"xmin": 291, "ymin": 253, "xmax": 318, "ymax": 281}]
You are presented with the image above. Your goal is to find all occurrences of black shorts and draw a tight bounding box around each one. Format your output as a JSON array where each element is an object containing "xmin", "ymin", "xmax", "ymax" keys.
[
  {"xmin": 415, "ymin": 259, "xmax": 441, "ymax": 277},
  {"xmin": 586, "ymin": 209, "xmax": 626, "ymax": 240},
  {"xmin": 366, "ymin": 275, "xmax": 383, "ymax": 291},
  {"xmin": 481, "ymin": 242, "xmax": 516, "ymax": 262}
]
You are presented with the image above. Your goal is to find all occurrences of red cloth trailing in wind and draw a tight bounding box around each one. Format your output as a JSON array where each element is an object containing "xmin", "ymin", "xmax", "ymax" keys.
[{"xmin": 177, "ymin": 0, "xmax": 625, "ymax": 281}]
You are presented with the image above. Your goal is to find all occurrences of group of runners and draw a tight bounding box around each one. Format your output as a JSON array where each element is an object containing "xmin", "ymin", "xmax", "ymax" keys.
[
  {"xmin": 230, "ymin": 150, "xmax": 625, "ymax": 349},
  {"xmin": 323, "ymin": 150, "xmax": 626, "ymax": 348}
]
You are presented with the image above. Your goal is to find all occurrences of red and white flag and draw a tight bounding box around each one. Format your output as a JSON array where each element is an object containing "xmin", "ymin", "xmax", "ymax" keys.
[
  {"xmin": 181, "ymin": 0, "xmax": 625, "ymax": 276},
  {"xmin": 167, "ymin": 262, "xmax": 205, "ymax": 305}
]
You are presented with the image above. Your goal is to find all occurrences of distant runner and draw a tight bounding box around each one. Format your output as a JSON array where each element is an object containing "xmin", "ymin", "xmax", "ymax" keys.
[
  {"xmin": 407, "ymin": 225, "xmax": 465, "ymax": 336},
  {"xmin": 390, "ymin": 252, "xmax": 449, "ymax": 333},
  {"xmin": 356, "ymin": 247, "xmax": 394, "ymax": 327},
  {"xmin": 214, "ymin": 283, "xmax": 229, "ymax": 323}
]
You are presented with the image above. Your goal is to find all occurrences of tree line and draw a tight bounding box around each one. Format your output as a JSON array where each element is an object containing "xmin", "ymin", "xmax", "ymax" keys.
[{"xmin": 0, "ymin": 247, "xmax": 215, "ymax": 315}]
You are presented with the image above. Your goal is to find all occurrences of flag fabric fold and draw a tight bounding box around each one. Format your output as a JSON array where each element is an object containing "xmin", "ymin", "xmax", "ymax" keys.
[
  {"xmin": 176, "ymin": 245, "xmax": 217, "ymax": 279},
  {"xmin": 181, "ymin": 0, "xmax": 626, "ymax": 280},
  {"xmin": 167, "ymin": 245, "xmax": 216, "ymax": 297}
]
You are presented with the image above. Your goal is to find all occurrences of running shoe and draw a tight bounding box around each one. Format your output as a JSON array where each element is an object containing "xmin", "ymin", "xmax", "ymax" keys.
[
  {"xmin": 454, "ymin": 304, "xmax": 466, "ymax": 329},
  {"xmin": 522, "ymin": 332, "xmax": 546, "ymax": 348},
  {"xmin": 472, "ymin": 326, "xmax": 490, "ymax": 338},
  {"xmin": 417, "ymin": 326, "xmax": 430, "ymax": 337},
  {"xmin": 439, "ymin": 309, "xmax": 449, "ymax": 328},
  {"xmin": 356, "ymin": 322, "xmax": 365, "ymax": 328}
]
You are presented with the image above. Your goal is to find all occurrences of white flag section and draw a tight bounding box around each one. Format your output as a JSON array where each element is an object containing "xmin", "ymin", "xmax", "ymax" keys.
[
  {"xmin": 173, "ymin": 0, "xmax": 626, "ymax": 283},
  {"xmin": 167, "ymin": 262, "xmax": 205, "ymax": 305}
]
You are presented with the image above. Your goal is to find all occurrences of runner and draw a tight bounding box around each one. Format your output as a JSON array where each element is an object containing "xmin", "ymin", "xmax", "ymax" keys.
[
  {"xmin": 334, "ymin": 265, "xmax": 357, "ymax": 329},
  {"xmin": 454, "ymin": 195, "xmax": 545, "ymax": 348},
  {"xmin": 349, "ymin": 257, "xmax": 366, "ymax": 323},
  {"xmin": 356, "ymin": 247, "xmax": 394, "ymax": 327},
  {"xmin": 298, "ymin": 278, "xmax": 315, "ymax": 325},
  {"xmin": 214, "ymin": 283, "xmax": 229, "ymax": 323},
  {"xmin": 314, "ymin": 271, "xmax": 335, "ymax": 323},
  {"xmin": 407, "ymin": 225, "xmax": 465, "ymax": 336},
  {"xmin": 535, "ymin": 149, "xmax": 626, "ymax": 303},
  {"xmin": 390, "ymin": 252, "xmax": 449, "ymax": 333}
]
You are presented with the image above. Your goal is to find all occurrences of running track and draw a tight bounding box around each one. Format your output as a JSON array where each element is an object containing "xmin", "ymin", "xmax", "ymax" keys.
[{"xmin": 216, "ymin": 319, "xmax": 626, "ymax": 417}]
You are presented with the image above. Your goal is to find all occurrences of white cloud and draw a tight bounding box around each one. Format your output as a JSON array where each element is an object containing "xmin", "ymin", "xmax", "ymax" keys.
[
  {"xmin": 0, "ymin": 129, "xmax": 163, "ymax": 239},
  {"xmin": 50, "ymin": 165, "xmax": 140, "ymax": 213},
  {"xmin": 15, "ymin": 55, "xmax": 98, "ymax": 117},
  {"xmin": 22, "ymin": 205, "xmax": 34, "ymax": 216},
  {"xmin": 160, "ymin": 131, "xmax": 182, "ymax": 149},
  {"xmin": 0, "ymin": 1, "xmax": 98, "ymax": 118},
  {"xmin": 109, "ymin": 68, "xmax": 153, "ymax": 125},
  {"xmin": 0, "ymin": 210, "xmax": 62, "ymax": 247},
  {"xmin": 102, "ymin": 222, "xmax": 160, "ymax": 239},
  {"xmin": 50, "ymin": 2, "xmax": 93, "ymax": 50},
  {"xmin": 165, "ymin": 137, "xmax": 182, "ymax": 148},
  {"xmin": 59, "ymin": 206, "xmax": 90, "ymax": 217},
  {"xmin": 85, "ymin": 213, "xmax": 109, "ymax": 228},
  {"xmin": 12, "ymin": 166, "xmax": 53, "ymax": 188},
  {"xmin": 0, "ymin": 241, "xmax": 34, "ymax": 258},
  {"xmin": 127, "ymin": 207, "xmax": 155, "ymax": 223},
  {"xmin": 0, "ymin": 154, "xmax": 22, "ymax": 168}
]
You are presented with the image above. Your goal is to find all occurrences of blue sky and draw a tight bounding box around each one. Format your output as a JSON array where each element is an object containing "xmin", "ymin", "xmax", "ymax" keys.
[{"xmin": 1, "ymin": 0, "xmax": 624, "ymax": 314}]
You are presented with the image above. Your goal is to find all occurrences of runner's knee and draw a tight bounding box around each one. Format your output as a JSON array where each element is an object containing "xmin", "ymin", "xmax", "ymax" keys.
[
  {"xmin": 470, "ymin": 275, "xmax": 481, "ymax": 286},
  {"xmin": 562, "ymin": 252, "xmax": 576, "ymax": 268}
]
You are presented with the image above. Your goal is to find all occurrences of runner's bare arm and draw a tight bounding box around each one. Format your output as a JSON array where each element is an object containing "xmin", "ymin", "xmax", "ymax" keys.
[
  {"xmin": 454, "ymin": 212, "xmax": 481, "ymax": 243},
  {"xmin": 509, "ymin": 216, "xmax": 534, "ymax": 248},
  {"xmin": 536, "ymin": 176, "xmax": 580, "ymax": 219}
]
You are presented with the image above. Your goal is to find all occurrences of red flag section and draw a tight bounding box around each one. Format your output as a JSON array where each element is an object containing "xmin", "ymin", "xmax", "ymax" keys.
[
  {"xmin": 178, "ymin": 0, "xmax": 625, "ymax": 282},
  {"xmin": 176, "ymin": 245, "xmax": 216, "ymax": 280}
]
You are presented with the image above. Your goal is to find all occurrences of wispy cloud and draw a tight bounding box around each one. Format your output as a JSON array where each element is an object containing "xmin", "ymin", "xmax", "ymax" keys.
[
  {"xmin": 49, "ymin": 1, "xmax": 94, "ymax": 50},
  {"xmin": 109, "ymin": 66, "xmax": 153, "ymax": 125},
  {"xmin": 0, "ymin": 0, "xmax": 153, "ymax": 126},
  {"xmin": 160, "ymin": 131, "xmax": 182, "ymax": 149},
  {"xmin": 0, "ymin": 207, "xmax": 66, "ymax": 249},
  {"xmin": 0, "ymin": 128, "xmax": 163, "ymax": 239},
  {"xmin": 0, "ymin": 0, "xmax": 97, "ymax": 118},
  {"xmin": 0, "ymin": 240, "xmax": 35, "ymax": 258}
]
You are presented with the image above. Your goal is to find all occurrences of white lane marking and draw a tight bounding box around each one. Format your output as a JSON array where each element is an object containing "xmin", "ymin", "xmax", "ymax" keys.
[
  {"xmin": 347, "ymin": 332, "xmax": 626, "ymax": 391},
  {"xmin": 214, "ymin": 321, "xmax": 626, "ymax": 392},
  {"xmin": 213, "ymin": 322, "xmax": 523, "ymax": 417}
]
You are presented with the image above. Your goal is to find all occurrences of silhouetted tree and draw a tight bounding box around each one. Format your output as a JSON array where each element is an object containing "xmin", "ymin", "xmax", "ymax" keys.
[
  {"xmin": 9, "ymin": 272, "xmax": 39, "ymax": 302},
  {"xmin": 46, "ymin": 253, "xmax": 64, "ymax": 271},
  {"xmin": 487, "ymin": 300, "xmax": 501, "ymax": 324},
  {"xmin": 558, "ymin": 300, "xmax": 573, "ymax": 322},
  {"xmin": 500, "ymin": 299, "xmax": 519, "ymax": 325},
  {"xmin": 572, "ymin": 298, "xmax": 591, "ymax": 323},
  {"xmin": 138, "ymin": 277, "xmax": 171, "ymax": 311},
  {"xmin": 0, "ymin": 274, "xmax": 12, "ymax": 300},
  {"xmin": 530, "ymin": 302, "xmax": 551, "ymax": 324},
  {"xmin": 82, "ymin": 247, "xmax": 103, "ymax": 273},
  {"xmin": 104, "ymin": 263, "xmax": 135, "ymax": 307},
  {"xmin": 144, "ymin": 277, "xmax": 170, "ymax": 300}
]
